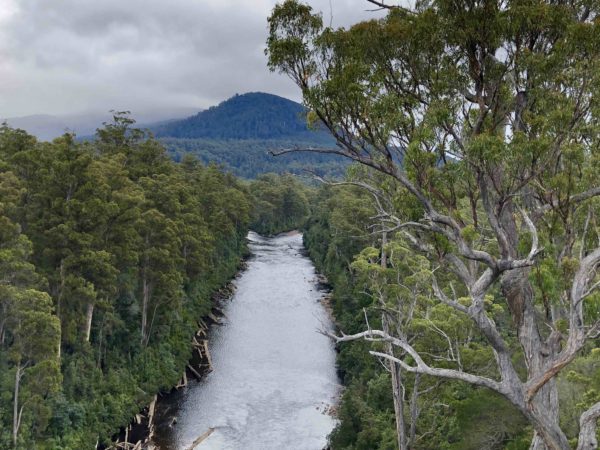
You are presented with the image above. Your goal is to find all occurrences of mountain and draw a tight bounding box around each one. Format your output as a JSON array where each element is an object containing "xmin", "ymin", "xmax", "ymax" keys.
[
  {"xmin": 3, "ymin": 107, "xmax": 200, "ymax": 141},
  {"xmin": 5, "ymin": 93, "xmax": 346, "ymax": 178},
  {"xmin": 155, "ymin": 92, "xmax": 345, "ymax": 178},
  {"xmin": 154, "ymin": 92, "xmax": 333, "ymax": 143}
]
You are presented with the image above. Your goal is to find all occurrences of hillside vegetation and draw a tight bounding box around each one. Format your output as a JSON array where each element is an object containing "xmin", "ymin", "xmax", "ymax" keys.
[
  {"xmin": 154, "ymin": 92, "xmax": 346, "ymax": 178},
  {"xmin": 0, "ymin": 115, "xmax": 250, "ymax": 448},
  {"xmin": 154, "ymin": 92, "xmax": 332, "ymax": 142}
]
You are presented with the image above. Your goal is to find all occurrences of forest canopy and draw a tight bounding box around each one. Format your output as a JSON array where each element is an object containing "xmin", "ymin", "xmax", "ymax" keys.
[
  {"xmin": 267, "ymin": 0, "xmax": 600, "ymax": 449},
  {"xmin": 0, "ymin": 115, "xmax": 251, "ymax": 448}
]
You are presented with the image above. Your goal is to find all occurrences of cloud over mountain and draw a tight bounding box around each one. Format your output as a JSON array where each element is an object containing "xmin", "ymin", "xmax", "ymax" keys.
[{"xmin": 0, "ymin": 0, "xmax": 384, "ymax": 117}]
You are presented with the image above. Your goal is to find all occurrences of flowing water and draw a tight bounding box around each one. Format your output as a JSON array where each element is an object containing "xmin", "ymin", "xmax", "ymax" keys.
[{"xmin": 152, "ymin": 231, "xmax": 340, "ymax": 450}]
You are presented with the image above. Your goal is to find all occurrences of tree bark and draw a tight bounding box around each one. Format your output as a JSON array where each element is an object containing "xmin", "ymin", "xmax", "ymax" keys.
[
  {"xmin": 380, "ymin": 229, "xmax": 408, "ymax": 450},
  {"xmin": 501, "ymin": 270, "xmax": 566, "ymax": 450},
  {"xmin": 409, "ymin": 374, "xmax": 421, "ymax": 445},
  {"xmin": 576, "ymin": 402, "xmax": 600, "ymax": 450},
  {"xmin": 0, "ymin": 317, "xmax": 5, "ymax": 346},
  {"xmin": 141, "ymin": 259, "xmax": 150, "ymax": 345},
  {"xmin": 498, "ymin": 200, "xmax": 567, "ymax": 450},
  {"xmin": 85, "ymin": 302, "xmax": 94, "ymax": 342},
  {"xmin": 384, "ymin": 313, "xmax": 407, "ymax": 450},
  {"xmin": 12, "ymin": 364, "xmax": 22, "ymax": 449}
]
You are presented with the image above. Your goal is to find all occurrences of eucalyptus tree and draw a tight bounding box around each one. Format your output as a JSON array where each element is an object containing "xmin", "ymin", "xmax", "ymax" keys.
[
  {"xmin": 267, "ymin": 1, "xmax": 600, "ymax": 448},
  {"xmin": 0, "ymin": 173, "xmax": 60, "ymax": 449}
]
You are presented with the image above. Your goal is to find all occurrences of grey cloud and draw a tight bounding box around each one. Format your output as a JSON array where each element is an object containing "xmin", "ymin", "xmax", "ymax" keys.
[{"xmin": 0, "ymin": 0, "xmax": 384, "ymax": 117}]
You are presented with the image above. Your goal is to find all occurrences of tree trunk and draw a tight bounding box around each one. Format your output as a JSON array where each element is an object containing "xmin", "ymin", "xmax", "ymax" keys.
[
  {"xmin": 409, "ymin": 374, "xmax": 421, "ymax": 446},
  {"xmin": 498, "ymin": 195, "xmax": 568, "ymax": 450},
  {"xmin": 12, "ymin": 364, "xmax": 21, "ymax": 449},
  {"xmin": 384, "ymin": 313, "xmax": 407, "ymax": 450},
  {"xmin": 85, "ymin": 302, "xmax": 94, "ymax": 342},
  {"xmin": 0, "ymin": 317, "xmax": 5, "ymax": 346},
  {"xmin": 56, "ymin": 259, "xmax": 65, "ymax": 320},
  {"xmin": 576, "ymin": 402, "xmax": 600, "ymax": 450},
  {"xmin": 381, "ymin": 230, "xmax": 408, "ymax": 450},
  {"xmin": 501, "ymin": 270, "xmax": 568, "ymax": 450},
  {"xmin": 141, "ymin": 272, "xmax": 149, "ymax": 345},
  {"xmin": 526, "ymin": 397, "xmax": 570, "ymax": 450}
]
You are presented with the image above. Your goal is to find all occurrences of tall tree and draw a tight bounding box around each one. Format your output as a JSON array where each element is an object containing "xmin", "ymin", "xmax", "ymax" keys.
[{"xmin": 267, "ymin": 1, "xmax": 600, "ymax": 448}]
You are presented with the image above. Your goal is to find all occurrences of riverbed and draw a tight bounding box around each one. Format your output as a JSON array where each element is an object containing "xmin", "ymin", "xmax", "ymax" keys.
[{"xmin": 152, "ymin": 231, "xmax": 340, "ymax": 450}]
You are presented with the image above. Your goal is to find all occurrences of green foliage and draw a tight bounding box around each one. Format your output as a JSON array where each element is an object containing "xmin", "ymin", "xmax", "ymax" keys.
[
  {"xmin": 268, "ymin": 0, "xmax": 600, "ymax": 448},
  {"xmin": 154, "ymin": 92, "xmax": 333, "ymax": 142},
  {"xmin": 162, "ymin": 137, "xmax": 348, "ymax": 179},
  {"xmin": 0, "ymin": 117, "xmax": 251, "ymax": 448},
  {"xmin": 249, "ymin": 173, "xmax": 310, "ymax": 235},
  {"xmin": 303, "ymin": 184, "xmax": 533, "ymax": 450},
  {"xmin": 150, "ymin": 92, "xmax": 347, "ymax": 179}
]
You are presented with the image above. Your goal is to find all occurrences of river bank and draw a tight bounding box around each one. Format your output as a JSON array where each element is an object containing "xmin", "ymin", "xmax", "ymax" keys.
[
  {"xmin": 103, "ymin": 262, "xmax": 247, "ymax": 450},
  {"xmin": 147, "ymin": 231, "xmax": 340, "ymax": 449}
]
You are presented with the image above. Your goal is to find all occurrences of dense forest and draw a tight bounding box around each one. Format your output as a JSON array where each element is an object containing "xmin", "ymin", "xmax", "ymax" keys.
[
  {"xmin": 153, "ymin": 92, "xmax": 346, "ymax": 178},
  {"xmin": 267, "ymin": 0, "xmax": 600, "ymax": 449},
  {"xmin": 164, "ymin": 137, "xmax": 347, "ymax": 179},
  {"xmin": 0, "ymin": 116, "xmax": 251, "ymax": 448},
  {"xmin": 248, "ymin": 173, "xmax": 311, "ymax": 235},
  {"xmin": 153, "ymin": 92, "xmax": 333, "ymax": 142},
  {"xmin": 4, "ymin": 0, "xmax": 600, "ymax": 448}
]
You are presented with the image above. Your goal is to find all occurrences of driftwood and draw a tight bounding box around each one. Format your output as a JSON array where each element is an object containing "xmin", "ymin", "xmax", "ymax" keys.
[
  {"xmin": 176, "ymin": 370, "xmax": 188, "ymax": 388},
  {"xmin": 191, "ymin": 337, "xmax": 213, "ymax": 372},
  {"xmin": 207, "ymin": 312, "xmax": 221, "ymax": 325},
  {"xmin": 187, "ymin": 364, "xmax": 203, "ymax": 380},
  {"xmin": 184, "ymin": 428, "xmax": 215, "ymax": 450},
  {"xmin": 114, "ymin": 442, "xmax": 141, "ymax": 450},
  {"xmin": 147, "ymin": 394, "xmax": 157, "ymax": 441},
  {"xmin": 203, "ymin": 341, "xmax": 213, "ymax": 371},
  {"xmin": 148, "ymin": 396, "xmax": 156, "ymax": 424}
]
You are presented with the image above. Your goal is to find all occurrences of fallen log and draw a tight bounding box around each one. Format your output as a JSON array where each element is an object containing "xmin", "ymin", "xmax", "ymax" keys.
[
  {"xmin": 187, "ymin": 364, "xmax": 203, "ymax": 380},
  {"xmin": 185, "ymin": 428, "xmax": 215, "ymax": 450},
  {"xmin": 148, "ymin": 395, "xmax": 157, "ymax": 427},
  {"xmin": 203, "ymin": 340, "xmax": 213, "ymax": 371},
  {"xmin": 207, "ymin": 312, "xmax": 221, "ymax": 325},
  {"xmin": 197, "ymin": 318, "xmax": 208, "ymax": 330},
  {"xmin": 176, "ymin": 370, "xmax": 188, "ymax": 388}
]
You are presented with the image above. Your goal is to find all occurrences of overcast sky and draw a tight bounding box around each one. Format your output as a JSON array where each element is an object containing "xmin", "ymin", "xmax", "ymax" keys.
[{"xmin": 0, "ymin": 0, "xmax": 385, "ymax": 117}]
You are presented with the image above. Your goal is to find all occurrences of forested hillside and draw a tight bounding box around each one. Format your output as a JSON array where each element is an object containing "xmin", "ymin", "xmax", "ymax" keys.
[
  {"xmin": 248, "ymin": 173, "xmax": 311, "ymax": 235},
  {"xmin": 154, "ymin": 92, "xmax": 347, "ymax": 178},
  {"xmin": 164, "ymin": 137, "xmax": 347, "ymax": 179},
  {"xmin": 0, "ymin": 115, "xmax": 250, "ymax": 448},
  {"xmin": 154, "ymin": 92, "xmax": 332, "ymax": 142}
]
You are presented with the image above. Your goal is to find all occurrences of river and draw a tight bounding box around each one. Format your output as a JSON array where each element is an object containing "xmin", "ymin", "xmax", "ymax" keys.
[{"xmin": 152, "ymin": 231, "xmax": 340, "ymax": 450}]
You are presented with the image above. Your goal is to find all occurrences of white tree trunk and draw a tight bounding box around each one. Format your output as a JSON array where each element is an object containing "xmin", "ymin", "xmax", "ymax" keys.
[
  {"xmin": 384, "ymin": 314, "xmax": 407, "ymax": 450},
  {"xmin": 12, "ymin": 364, "xmax": 21, "ymax": 449},
  {"xmin": 141, "ymin": 263, "xmax": 150, "ymax": 345},
  {"xmin": 85, "ymin": 302, "xmax": 94, "ymax": 342}
]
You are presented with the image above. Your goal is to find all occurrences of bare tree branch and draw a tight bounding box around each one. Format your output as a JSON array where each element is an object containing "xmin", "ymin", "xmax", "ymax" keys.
[
  {"xmin": 324, "ymin": 328, "xmax": 503, "ymax": 392},
  {"xmin": 365, "ymin": 0, "xmax": 415, "ymax": 13}
]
